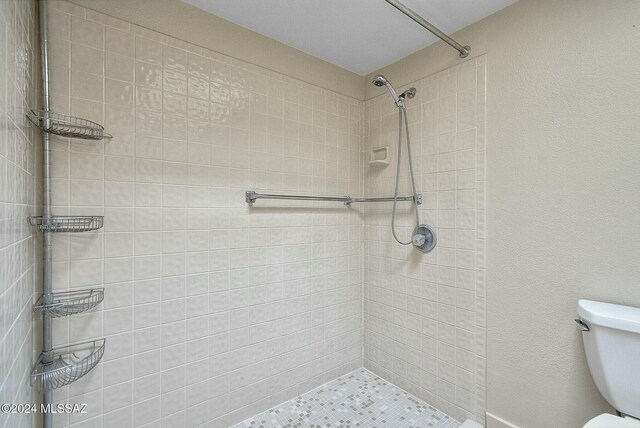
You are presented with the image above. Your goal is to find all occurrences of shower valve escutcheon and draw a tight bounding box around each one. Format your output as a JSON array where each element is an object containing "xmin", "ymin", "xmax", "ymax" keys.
[{"xmin": 413, "ymin": 224, "xmax": 437, "ymax": 253}]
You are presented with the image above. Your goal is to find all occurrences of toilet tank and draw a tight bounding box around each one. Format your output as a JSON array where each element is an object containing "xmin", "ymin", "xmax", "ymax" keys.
[{"xmin": 577, "ymin": 300, "xmax": 640, "ymax": 418}]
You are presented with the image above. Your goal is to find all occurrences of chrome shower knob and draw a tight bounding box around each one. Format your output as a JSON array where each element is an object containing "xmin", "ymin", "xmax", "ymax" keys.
[
  {"xmin": 412, "ymin": 224, "xmax": 437, "ymax": 253},
  {"xmin": 412, "ymin": 233, "xmax": 426, "ymax": 247}
]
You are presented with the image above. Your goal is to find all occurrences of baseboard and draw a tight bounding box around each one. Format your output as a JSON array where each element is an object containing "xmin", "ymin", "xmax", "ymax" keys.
[{"xmin": 486, "ymin": 412, "xmax": 519, "ymax": 428}]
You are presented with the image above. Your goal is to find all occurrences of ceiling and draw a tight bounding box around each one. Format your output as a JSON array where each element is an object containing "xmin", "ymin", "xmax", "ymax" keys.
[{"xmin": 181, "ymin": 0, "xmax": 518, "ymax": 75}]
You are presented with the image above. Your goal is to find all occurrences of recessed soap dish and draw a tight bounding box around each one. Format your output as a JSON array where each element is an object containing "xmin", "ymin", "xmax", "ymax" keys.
[{"xmin": 369, "ymin": 146, "xmax": 390, "ymax": 166}]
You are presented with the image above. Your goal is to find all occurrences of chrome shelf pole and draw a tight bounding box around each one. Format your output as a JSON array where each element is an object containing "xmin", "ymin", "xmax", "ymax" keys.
[{"xmin": 37, "ymin": 1, "xmax": 54, "ymax": 426}]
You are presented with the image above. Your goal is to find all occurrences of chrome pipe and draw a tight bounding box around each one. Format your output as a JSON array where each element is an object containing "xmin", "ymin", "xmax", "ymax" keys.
[
  {"xmin": 384, "ymin": 0, "xmax": 470, "ymax": 58},
  {"xmin": 349, "ymin": 195, "xmax": 422, "ymax": 205},
  {"xmin": 39, "ymin": 0, "xmax": 51, "ymax": 220},
  {"xmin": 245, "ymin": 191, "xmax": 422, "ymax": 206},
  {"xmin": 38, "ymin": 1, "xmax": 54, "ymax": 427},
  {"xmin": 246, "ymin": 191, "xmax": 351, "ymax": 204}
]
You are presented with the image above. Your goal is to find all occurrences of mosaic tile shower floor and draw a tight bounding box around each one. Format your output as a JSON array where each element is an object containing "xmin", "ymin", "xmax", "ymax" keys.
[{"xmin": 233, "ymin": 369, "xmax": 461, "ymax": 428}]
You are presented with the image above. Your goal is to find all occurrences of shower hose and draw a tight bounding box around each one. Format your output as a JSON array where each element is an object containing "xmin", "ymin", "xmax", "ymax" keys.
[{"xmin": 391, "ymin": 105, "xmax": 421, "ymax": 245}]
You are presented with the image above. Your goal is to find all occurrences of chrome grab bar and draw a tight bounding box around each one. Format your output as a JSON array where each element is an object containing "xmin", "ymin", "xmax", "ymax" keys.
[{"xmin": 245, "ymin": 191, "xmax": 422, "ymax": 206}]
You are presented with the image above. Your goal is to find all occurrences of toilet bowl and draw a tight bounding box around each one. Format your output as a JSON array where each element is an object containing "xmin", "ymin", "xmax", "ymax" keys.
[{"xmin": 576, "ymin": 300, "xmax": 640, "ymax": 428}]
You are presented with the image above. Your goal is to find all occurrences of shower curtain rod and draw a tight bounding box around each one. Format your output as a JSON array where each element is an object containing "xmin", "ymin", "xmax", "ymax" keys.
[
  {"xmin": 384, "ymin": 0, "xmax": 470, "ymax": 58},
  {"xmin": 245, "ymin": 191, "xmax": 423, "ymax": 205}
]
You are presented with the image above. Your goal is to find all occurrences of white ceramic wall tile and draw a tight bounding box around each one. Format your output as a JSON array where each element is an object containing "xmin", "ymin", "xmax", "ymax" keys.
[
  {"xmin": 0, "ymin": 1, "xmax": 37, "ymax": 428},
  {"xmin": 46, "ymin": 1, "xmax": 363, "ymax": 427},
  {"xmin": 363, "ymin": 57, "xmax": 488, "ymax": 425}
]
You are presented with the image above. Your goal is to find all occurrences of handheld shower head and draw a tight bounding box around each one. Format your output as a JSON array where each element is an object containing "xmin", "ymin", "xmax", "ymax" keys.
[
  {"xmin": 372, "ymin": 75, "xmax": 388, "ymax": 87},
  {"xmin": 372, "ymin": 74, "xmax": 400, "ymax": 106},
  {"xmin": 372, "ymin": 75, "xmax": 415, "ymax": 107}
]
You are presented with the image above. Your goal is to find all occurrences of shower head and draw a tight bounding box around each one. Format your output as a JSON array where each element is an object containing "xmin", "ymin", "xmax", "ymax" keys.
[
  {"xmin": 372, "ymin": 74, "xmax": 414, "ymax": 107},
  {"xmin": 372, "ymin": 75, "xmax": 389, "ymax": 87},
  {"xmin": 400, "ymin": 87, "xmax": 417, "ymax": 100},
  {"xmin": 372, "ymin": 74, "xmax": 400, "ymax": 105}
]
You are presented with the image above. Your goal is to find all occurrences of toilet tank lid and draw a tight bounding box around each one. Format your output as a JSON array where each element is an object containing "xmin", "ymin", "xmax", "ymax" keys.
[{"xmin": 578, "ymin": 300, "xmax": 640, "ymax": 334}]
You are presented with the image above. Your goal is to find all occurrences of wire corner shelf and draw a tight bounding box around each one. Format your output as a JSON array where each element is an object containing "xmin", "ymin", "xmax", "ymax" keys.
[
  {"xmin": 29, "ymin": 216, "xmax": 104, "ymax": 232},
  {"xmin": 34, "ymin": 288, "xmax": 104, "ymax": 318},
  {"xmin": 27, "ymin": 110, "xmax": 112, "ymax": 140},
  {"xmin": 31, "ymin": 338, "xmax": 106, "ymax": 392}
]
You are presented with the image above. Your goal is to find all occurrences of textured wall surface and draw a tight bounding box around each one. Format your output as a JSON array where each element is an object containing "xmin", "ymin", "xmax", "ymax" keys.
[
  {"xmin": 363, "ymin": 57, "xmax": 487, "ymax": 424},
  {"xmin": 45, "ymin": 2, "xmax": 363, "ymax": 426},
  {"xmin": 0, "ymin": 1, "xmax": 37, "ymax": 428},
  {"xmin": 367, "ymin": 0, "xmax": 640, "ymax": 426},
  {"xmin": 58, "ymin": 0, "xmax": 365, "ymax": 100}
]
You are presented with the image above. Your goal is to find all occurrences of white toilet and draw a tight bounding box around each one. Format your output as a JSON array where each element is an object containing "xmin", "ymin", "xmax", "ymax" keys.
[{"xmin": 577, "ymin": 300, "xmax": 640, "ymax": 428}]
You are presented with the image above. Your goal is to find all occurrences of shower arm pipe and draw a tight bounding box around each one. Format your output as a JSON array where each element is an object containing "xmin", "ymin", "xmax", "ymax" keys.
[{"xmin": 384, "ymin": 0, "xmax": 470, "ymax": 58}]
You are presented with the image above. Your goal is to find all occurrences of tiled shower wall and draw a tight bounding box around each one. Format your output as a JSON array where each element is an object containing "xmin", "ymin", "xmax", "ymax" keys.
[
  {"xmin": 33, "ymin": 1, "xmax": 490, "ymax": 427},
  {"xmin": 45, "ymin": 1, "xmax": 363, "ymax": 426},
  {"xmin": 0, "ymin": 1, "xmax": 37, "ymax": 428},
  {"xmin": 363, "ymin": 57, "xmax": 487, "ymax": 424}
]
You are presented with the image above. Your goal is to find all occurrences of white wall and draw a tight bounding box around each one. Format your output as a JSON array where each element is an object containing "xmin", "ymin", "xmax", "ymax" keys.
[
  {"xmin": 367, "ymin": 0, "xmax": 640, "ymax": 427},
  {"xmin": 0, "ymin": 1, "xmax": 37, "ymax": 428},
  {"xmin": 45, "ymin": 2, "xmax": 363, "ymax": 426}
]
